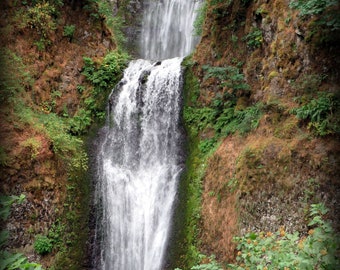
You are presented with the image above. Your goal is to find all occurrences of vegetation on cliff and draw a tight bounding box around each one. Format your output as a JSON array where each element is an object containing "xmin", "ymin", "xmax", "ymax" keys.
[
  {"xmin": 174, "ymin": 0, "xmax": 340, "ymax": 269},
  {"xmin": 0, "ymin": 0, "xmax": 129, "ymax": 268},
  {"xmin": 1, "ymin": 0, "xmax": 339, "ymax": 269}
]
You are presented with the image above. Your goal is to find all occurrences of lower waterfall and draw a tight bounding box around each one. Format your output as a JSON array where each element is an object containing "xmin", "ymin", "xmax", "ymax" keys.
[{"xmin": 94, "ymin": 58, "xmax": 184, "ymax": 270}]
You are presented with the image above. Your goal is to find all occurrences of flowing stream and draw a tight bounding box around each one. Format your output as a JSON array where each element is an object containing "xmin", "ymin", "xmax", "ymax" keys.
[{"xmin": 94, "ymin": 1, "xmax": 201, "ymax": 269}]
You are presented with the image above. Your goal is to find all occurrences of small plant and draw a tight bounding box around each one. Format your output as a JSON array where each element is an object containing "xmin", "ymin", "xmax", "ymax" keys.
[
  {"xmin": 63, "ymin": 24, "xmax": 76, "ymax": 41},
  {"xmin": 69, "ymin": 109, "xmax": 92, "ymax": 135},
  {"xmin": 34, "ymin": 235, "xmax": 53, "ymax": 255},
  {"xmin": 214, "ymin": 102, "xmax": 263, "ymax": 136},
  {"xmin": 0, "ymin": 194, "xmax": 26, "ymax": 221},
  {"xmin": 231, "ymin": 34, "xmax": 238, "ymax": 46},
  {"xmin": 243, "ymin": 27, "xmax": 263, "ymax": 49},
  {"xmin": 25, "ymin": 1, "xmax": 57, "ymax": 39},
  {"xmin": 199, "ymin": 138, "xmax": 217, "ymax": 155},
  {"xmin": 291, "ymin": 92, "xmax": 339, "ymax": 136},
  {"xmin": 34, "ymin": 38, "xmax": 47, "ymax": 51},
  {"xmin": 20, "ymin": 137, "xmax": 42, "ymax": 159},
  {"xmin": 202, "ymin": 65, "xmax": 250, "ymax": 96}
]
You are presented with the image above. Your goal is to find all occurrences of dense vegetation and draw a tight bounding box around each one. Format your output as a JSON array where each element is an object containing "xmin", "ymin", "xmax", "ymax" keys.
[
  {"xmin": 0, "ymin": 0, "xmax": 129, "ymax": 269},
  {"xmin": 1, "ymin": 0, "xmax": 339, "ymax": 269},
  {"xmin": 173, "ymin": 0, "xmax": 340, "ymax": 269}
]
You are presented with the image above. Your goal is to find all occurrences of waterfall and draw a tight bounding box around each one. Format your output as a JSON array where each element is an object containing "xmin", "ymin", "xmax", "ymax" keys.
[
  {"xmin": 94, "ymin": 1, "xmax": 201, "ymax": 269},
  {"xmin": 140, "ymin": 0, "xmax": 201, "ymax": 60}
]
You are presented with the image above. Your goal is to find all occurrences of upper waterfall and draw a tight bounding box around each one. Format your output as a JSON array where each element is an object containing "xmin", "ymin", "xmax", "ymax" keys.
[{"xmin": 140, "ymin": 0, "xmax": 201, "ymax": 60}]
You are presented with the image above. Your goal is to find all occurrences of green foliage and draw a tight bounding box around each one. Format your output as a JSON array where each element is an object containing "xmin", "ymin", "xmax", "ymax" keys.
[
  {"xmin": 24, "ymin": 1, "xmax": 57, "ymax": 38},
  {"xmin": 199, "ymin": 138, "xmax": 217, "ymax": 155},
  {"xmin": 82, "ymin": 51, "xmax": 129, "ymax": 118},
  {"xmin": 69, "ymin": 109, "xmax": 92, "ymax": 135},
  {"xmin": 48, "ymin": 221, "xmax": 66, "ymax": 251},
  {"xmin": 84, "ymin": 0, "xmax": 127, "ymax": 47},
  {"xmin": 20, "ymin": 137, "xmax": 42, "ymax": 159},
  {"xmin": 290, "ymin": 0, "xmax": 340, "ymax": 44},
  {"xmin": 82, "ymin": 51, "xmax": 129, "ymax": 91},
  {"xmin": 243, "ymin": 27, "xmax": 263, "ymax": 49},
  {"xmin": 291, "ymin": 92, "xmax": 340, "ymax": 136},
  {"xmin": 63, "ymin": 24, "xmax": 76, "ymax": 41},
  {"xmin": 14, "ymin": 104, "xmax": 89, "ymax": 170},
  {"xmin": 215, "ymin": 102, "xmax": 263, "ymax": 136},
  {"xmin": 191, "ymin": 257, "xmax": 223, "ymax": 270},
  {"xmin": 228, "ymin": 203, "xmax": 340, "ymax": 269},
  {"xmin": 202, "ymin": 65, "xmax": 250, "ymax": 95},
  {"xmin": 34, "ymin": 38, "xmax": 48, "ymax": 51},
  {"xmin": 0, "ymin": 252, "xmax": 43, "ymax": 270},
  {"xmin": 193, "ymin": 1, "xmax": 207, "ymax": 36},
  {"xmin": 289, "ymin": 0, "xmax": 338, "ymax": 17},
  {"xmin": 34, "ymin": 235, "xmax": 53, "ymax": 255},
  {"xmin": 184, "ymin": 107, "xmax": 216, "ymax": 135},
  {"xmin": 0, "ymin": 49, "xmax": 32, "ymax": 104}
]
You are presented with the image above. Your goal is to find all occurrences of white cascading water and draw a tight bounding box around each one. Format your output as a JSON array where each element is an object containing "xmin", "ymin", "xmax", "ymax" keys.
[
  {"xmin": 140, "ymin": 0, "xmax": 201, "ymax": 60},
  {"xmin": 94, "ymin": 1, "xmax": 201, "ymax": 269}
]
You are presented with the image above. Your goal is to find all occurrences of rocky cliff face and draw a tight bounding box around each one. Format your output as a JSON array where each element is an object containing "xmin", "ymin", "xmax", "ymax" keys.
[
  {"xmin": 1, "ymin": 0, "xmax": 339, "ymax": 269},
  {"xmin": 187, "ymin": 0, "xmax": 340, "ymax": 264},
  {"xmin": 0, "ymin": 0, "xmax": 117, "ymax": 268}
]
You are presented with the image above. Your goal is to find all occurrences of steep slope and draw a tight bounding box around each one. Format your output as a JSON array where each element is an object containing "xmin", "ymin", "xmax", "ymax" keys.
[
  {"xmin": 0, "ymin": 0, "xmax": 127, "ymax": 268},
  {"xmin": 176, "ymin": 0, "xmax": 340, "ymax": 268}
]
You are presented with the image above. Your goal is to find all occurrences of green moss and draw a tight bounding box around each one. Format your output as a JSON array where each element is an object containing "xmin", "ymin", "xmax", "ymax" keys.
[
  {"xmin": 167, "ymin": 57, "xmax": 212, "ymax": 269},
  {"xmin": 268, "ymin": 70, "xmax": 279, "ymax": 80}
]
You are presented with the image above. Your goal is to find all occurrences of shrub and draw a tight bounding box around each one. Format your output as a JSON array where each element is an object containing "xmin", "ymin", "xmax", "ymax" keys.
[
  {"xmin": 63, "ymin": 24, "xmax": 76, "ymax": 41},
  {"xmin": 25, "ymin": 1, "xmax": 57, "ymax": 38},
  {"xmin": 289, "ymin": 0, "xmax": 338, "ymax": 17},
  {"xmin": 228, "ymin": 203, "xmax": 340, "ymax": 269},
  {"xmin": 214, "ymin": 102, "xmax": 263, "ymax": 136},
  {"xmin": 69, "ymin": 109, "xmax": 92, "ymax": 135},
  {"xmin": 291, "ymin": 92, "xmax": 339, "ymax": 136},
  {"xmin": 20, "ymin": 137, "xmax": 42, "ymax": 159},
  {"xmin": 82, "ymin": 51, "xmax": 129, "ymax": 117},
  {"xmin": 34, "ymin": 235, "xmax": 53, "ymax": 255},
  {"xmin": 202, "ymin": 65, "xmax": 250, "ymax": 96},
  {"xmin": 243, "ymin": 27, "xmax": 263, "ymax": 49}
]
